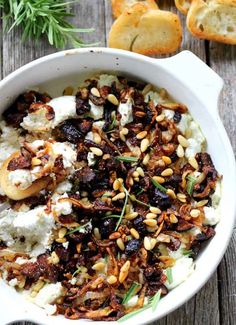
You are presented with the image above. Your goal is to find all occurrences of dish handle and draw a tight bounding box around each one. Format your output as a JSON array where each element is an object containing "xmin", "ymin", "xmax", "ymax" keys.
[{"xmin": 153, "ymin": 50, "xmax": 224, "ymax": 116}]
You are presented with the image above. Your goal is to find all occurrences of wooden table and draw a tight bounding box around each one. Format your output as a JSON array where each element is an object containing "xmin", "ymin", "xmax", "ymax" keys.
[{"xmin": 1, "ymin": 1, "xmax": 235, "ymax": 325}]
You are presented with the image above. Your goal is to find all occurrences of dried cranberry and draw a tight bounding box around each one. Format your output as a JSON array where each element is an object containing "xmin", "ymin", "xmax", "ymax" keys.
[{"xmin": 125, "ymin": 239, "xmax": 141, "ymax": 256}]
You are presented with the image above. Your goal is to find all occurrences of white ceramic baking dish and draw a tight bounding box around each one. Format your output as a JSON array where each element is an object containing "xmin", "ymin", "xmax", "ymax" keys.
[{"xmin": 0, "ymin": 48, "xmax": 235, "ymax": 325}]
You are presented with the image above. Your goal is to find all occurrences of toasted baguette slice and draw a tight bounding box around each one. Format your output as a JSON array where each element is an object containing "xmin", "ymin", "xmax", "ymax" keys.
[
  {"xmin": 175, "ymin": 0, "xmax": 192, "ymax": 14},
  {"xmin": 0, "ymin": 152, "xmax": 51, "ymax": 200},
  {"xmin": 109, "ymin": 4, "xmax": 182, "ymax": 55},
  {"xmin": 111, "ymin": 0, "xmax": 158, "ymax": 18},
  {"xmin": 187, "ymin": 0, "xmax": 236, "ymax": 44}
]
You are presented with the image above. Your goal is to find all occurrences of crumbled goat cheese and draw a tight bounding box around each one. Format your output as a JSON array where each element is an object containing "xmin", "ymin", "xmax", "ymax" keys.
[
  {"xmin": 88, "ymin": 100, "xmax": 104, "ymax": 120},
  {"xmin": 28, "ymin": 140, "xmax": 45, "ymax": 152},
  {"xmin": 9, "ymin": 278, "xmax": 18, "ymax": 287},
  {"xmin": 188, "ymin": 227, "xmax": 202, "ymax": 236},
  {"xmin": 85, "ymin": 131, "xmax": 94, "ymax": 141},
  {"xmin": 203, "ymin": 206, "xmax": 220, "ymax": 226},
  {"xmin": 62, "ymin": 241, "xmax": 69, "ymax": 249},
  {"xmin": 51, "ymin": 142, "xmax": 77, "ymax": 168},
  {"xmin": 33, "ymin": 282, "xmax": 64, "ymax": 309},
  {"xmin": 55, "ymin": 180, "xmax": 72, "ymax": 195},
  {"xmin": 185, "ymin": 138, "xmax": 202, "ymax": 159},
  {"xmin": 15, "ymin": 257, "xmax": 37, "ymax": 265},
  {"xmin": 163, "ymin": 109, "xmax": 175, "ymax": 119},
  {"xmin": 164, "ymin": 256, "xmax": 194, "ymax": 290},
  {"xmin": 87, "ymin": 152, "xmax": 96, "ymax": 167},
  {"xmin": 118, "ymin": 98, "xmax": 133, "ymax": 126},
  {"xmin": 8, "ymin": 169, "xmax": 35, "ymax": 190},
  {"xmin": 177, "ymin": 114, "xmax": 192, "ymax": 135},
  {"xmin": 97, "ymin": 74, "xmax": 121, "ymax": 88},
  {"xmin": 145, "ymin": 91, "xmax": 163, "ymax": 106},
  {"xmin": 168, "ymin": 243, "xmax": 186, "ymax": 260},
  {"xmin": 0, "ymin": 206, "xmax": 55, "ymax": 257},
  {"xmin": 51, "ymin": 193, "xmax": 73, "ymax": 216},
  {"xmin": 211, "ymin": 181, "xmax": 221, "ymax": 208},
  {"xmin": 93, "ymin": 120, "xmax": 105, "ymax": 129}
]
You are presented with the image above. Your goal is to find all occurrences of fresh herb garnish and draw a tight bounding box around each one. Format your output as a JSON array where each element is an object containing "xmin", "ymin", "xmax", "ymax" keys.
[
  {"xmin": 115, "ymin": 186, "xmax": 129, "ymax": 231},
  {"xmin": 136, "ymin": 187, "xmax": 145, "ymax": 196},
  {"xmin": 0, "ymin": 0, "xmax": 95, "ymax": 49},
  {"xmin": 129, "ymin": 194, "xmax": 150, "ymax": 208},
  {"xmin": 103, "ymin": 214, "xmax": 121, "ymax": 218},
  {"xmin": 115, "ymin": 156, "xmax": 138, "ymax": 163},
  {"xmin": 166, "ymin": 268, "xmax": 173, "ymax": 284},
  {"xmin": 186, "ymin": 175, "xmax": 197, "ymax": 196},
  {"xmin": 151, "ymin": 178, "xmax": 167, "ymax": 193},
  {"xmin": 182, "ymin": 249, "xmax": 193, "ymax": 257},
  {"xmin": 122, "ymin": 283, "xmax": 140, "ymax": 305},
  {"xmin": 108, "ymin": 114, "xmax": 117, "ymax": 131},
  {"xmin": 150, "ymin": 289, "xmax": 162, "ymax": 312},
  {"xmin": 67, "ymin": 221, "xmax": 91, "ymax": 235},
  {"xmin": 72, "ymin": 266, "xmax": 81, "ymax": 277}
]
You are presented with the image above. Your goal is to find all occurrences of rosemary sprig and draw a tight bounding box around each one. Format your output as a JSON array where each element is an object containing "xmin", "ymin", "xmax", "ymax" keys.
[
  {"xmin": 182, "ymin": 249, "xmax": 193, "ymax": 257},
  {"xmin": 115, "ymin": 186, "xmax": 129, "ymax": 231},
  {"xmin": 122, "ymin": 283, "xmax": 141, "ymax": 305},
  {"xmin": 67, "ymin": 220, "xmax": 91, "ymax": 235},
  {"xmin": 166, "ymin": 268, "xmax": 173, "ymax": 284},
  {"xmin": 150, "ymin": 289, "xmax": 162, "ymax": 312},
  {"xmin": 102, "ymin": 214, "xmax": 121, "ymax": 219},
  {"xmin": 72, "ymin": 266, "xmax": 81, "ymax": 277},
  {"xmin": 151, "ymin": 178, "xmax": 167, "ymax": 193},
  {"xmin": 129, "ymin": 194, "xmax": 150, "ymax": 208},
  {"xmin": 115, "ymin": 156, "xmax": 138, "ymax": 163},
  {"xmin": 0, "ymin": 0, "xmax": 95, "ymax": 49},
  {"xmin": 186, "ymin": 175, "xmax": 197, "ymax": 196}
]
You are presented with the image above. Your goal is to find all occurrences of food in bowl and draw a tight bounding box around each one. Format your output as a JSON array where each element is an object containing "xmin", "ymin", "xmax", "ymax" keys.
[{"xmin": 0, "ymin": 74, "xmax": 221, "ymax": 321}]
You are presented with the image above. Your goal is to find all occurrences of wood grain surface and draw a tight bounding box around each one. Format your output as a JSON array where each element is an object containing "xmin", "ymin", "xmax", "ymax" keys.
[{"xmin": 0, "ymin": 1, "xmax": 235, "ymax": 325}]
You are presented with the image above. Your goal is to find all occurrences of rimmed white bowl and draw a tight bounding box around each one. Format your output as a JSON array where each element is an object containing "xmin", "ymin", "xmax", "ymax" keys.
[{"xmin": 0, "ymin": 48, "xmax": 235, "ymax": 325}]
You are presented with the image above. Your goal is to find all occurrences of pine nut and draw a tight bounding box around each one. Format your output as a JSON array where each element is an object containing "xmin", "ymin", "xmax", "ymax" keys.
[
  {"xmin": 196, "ymin": 199, "xmax": 208, "ymax": 207},
  {"xmin": 18, "ymin": 278, "xmax": 26, "ymax": 289},
  {"xmin": 177, "ymin": 193, "xmax": 187, "ymax": 203},
  {"xmin": 150, "ymin": 206, "xmax": 161, "ymax": 214},
  {"xmin": 58, "ymin": 228, "xmax": 67, "ymax": 239},
  {"xmin": 121, "ymin": 127, "xmax": 129, "ymax": 135},
  {"xmin": 188, "ymin": 157, "xmax": 199, "ymax": 170},
  {"xmin": 107, "ymin": 94, "xmax": 119, "ymax": 106},
  {"xmin": 33, "ymin": 280, "xmax": 44, "ymax": 292},
  {"xmin": 150, "ymin": 238, "xmax": 157, "ymax": 250},
  {"xmin": 170, "ymin": 214, "xmax": 178, "ymax": 223},
  {"xmin": 93, "ymin": 133, "xmax": 101, "ymax": 144},
  {"xmin": 142, "ymin": 153, "xmax": 150, "ymax": 165},
  {"xmin": 91, "ymin": 87, "xmax": 100, "ymax": 97},
  {"xmin": 119, "ymin": 261, "xmax": 130, "ymax": 283},
  {"xmin": 130, "ymin": 228, "xmax": 140, "ymax": 239},
  {"xmin": 132, "ymin": 171, "xmax": 139, "ymax": 178},
  {"xmin": 30, "ymin": 291, "xmax": 38, "ymax": 298},
  {"xmin": 118, "ymin": 178, "xmax": 124, "ymax": 184},
  {"xmin": 109, "ymin": 232, "xmax": 121, "ymax": 240},
  {"xmin": 196, "ymin": 172, "xmax": 206, "ymax": 184},
  {"xmin": 144, "ymin": 236, "xmax": 151, "ymax": 250},
  {"xmin": 142, "ymin": 83, "xmax": 152, "ymax": 95},
  {"xmin": 161, "ymin": 168, "xmax": 173, "ymax": 177},
  {"xmin": 177, "ymin": 135, "xmax": 189, "ymax": 147},
  {"xmin": 51, "ymin": 251, "xmax": 60, "ymax": 265},
  {"xmin": 153, "ymin": 176, "xmax": 165, "ymax": 184},
  {"xmin": 56, "ymin": 238, "xmax": 67, "ymax": 243},
  {"xmin": 31, "ymin": 157, "xmax": 41, "ymax": 166},
  {"xmin": 125, "ymin": 212, "xmax": 138, "ymax": 220},
  {"xmin": 162, "ymin": 156, "xmax": 172, "ymax": 165},
  {"xmin": 190, "ymin": 209, "xmax": 200, "ymax": 218},
  {"xmin": 63, "ymin": 86, "xmax": 74, "ymax": 96},
  {"xmin": 129, "ymin": 177, "xmax": 134, "ymax": 186},
  {"xmin": 156, "ymin": 233, "xmax": 171, "ymax": 243},
  {"xmin": 136, "ymin": 167, "xmax": 145, "ymax": 177},
  {"xmin": 146, "ymin": 213, "xmax": 158, "ymax": 219},
  {"xmin": 103, "ymin": 153, "xmax": 111, "ymax": 160},
  {"xmin": 166, "ymin": 189, "xmax": 176, "ymax": 199},
  {"xmin": 140, "ymin": 138, "xmax": 150, "ymax": 152},
  {"xmin": 176, "ymin": 144, "xmax": 185, "ymax": 158},
  {"xmin": 119, "ymin": 131, "xmax": 126, "ymax": 142},
  {"xmin": 143, "ymin": 219, "xmax": 157, "ymax": 227},
  {"xmin": 116, "ymin": 238, "xmax": 125, "ymax": 251},
  {"xmin": 90, "ymin": 147, "xmax": 103, "ymax": 156},
  {"xmin": 113, "ymin": 179, "xmax": 121, "ymax": 191},
  {"xmin": 134, "ymin": 177, "xmax": 139, "ymax": 182},
  {"xmin": 156, "ymin": 114, "xmax": 165, "ymax": 122},
  {"xmin": 137, "ymin": 131, "xmax": 147, "ymax": 140},
  {"xmin": 93, "ymin": 227, "xmax": 101, "ymax": 240},
  {"xmin": 92, "ymin": 262, "xmax": 105, "ymax": 271},
  {"xmin": 107, "ymin": 275, "xmax": 117, "ymax": 285},
  {"xmin": 112, "ymin": 192, "xmax": 126, "ymax": 201}
]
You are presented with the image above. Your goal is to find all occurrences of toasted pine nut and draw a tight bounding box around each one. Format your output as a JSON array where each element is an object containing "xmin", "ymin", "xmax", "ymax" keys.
[
  {"xmin": 116, "ymin": 238, "xmax": 125, "ymax": 251},
  {"xmin": 130, "ymin": 228, "xmax": 140, "ymax": 239},
  {"xmin": 162, "ymin": 156, "xmax": 172, "ymax": 165},
  {"xmin": 150, "ymin": 206, "xmax": 161, "ymax": 214},
  {"xmin": 153, "ymin": 176, "xmax": 165, "ymax": 184},
  {"xmin": 103, "ymin": 153, "xmax": 111, "ymax": 160},
  {"xmin": 177, "ymin": 135, "xmax": 189, "ymax": 147},
  {"xmin": 107, "ymin": 275, "xmax": 117, "ymax": 285},
  {"xmin": 156, "ymin": 114, "xmax": 165, "ymax": 122},
  {"xmin": 33, "ymin": 280, "xmax": 44, "ymax": 292},
  {"xmin": 30, "ymin": 291, "xmax": 38, "ymax": 298},
  {"xmin": 119, "ymin": 261, "xmax": 130, "ymax": 283},
  {"xmin": 31, "ymin": 157, "xmax": 41, "ymax": 166},
  {"xmin": 134, "ymin": 177, "xmax": 139, "ymax": 182},
  {"xmin": 91, "ymin": 87, "xmax": 100, "ymax": 97},
  {"xmin": 119, "ymin": 131, "xmax": 126, "ymax": 142},
  {"xmin": 18, "ymin": 278, "xmax": 26, "ymax": 289},
  {"xmin": 56, "ymin": 238, "xmax": 67, "ymax": 243},
  {"xmin": 125, "ymin": 212, "xmax": 138, "ymax": 220},
  {"xmin": 161, "ymin": 168, "xmax": 173, "ymax": 177},
  {"xmin": 137, "ymin": 131, "xmax": 147, "ymax": 140},
  {"xmin": 132, "ymin": 171, "xmax": 139, "ymax": 178},
  {"xmin": 166, "ymin": 189, "xmax": 176, "ymax": 199},
  {"xmin": 156, "ymin": 233, "xmax": 171, "ymax": 243},
  {"xmin": 150, "ymin": 238, "xmax": 157, "ymax": 250},
  {"xmin": 51, "ymin": 251, "xmax": 60, "ymax": 265},
  {"xmin": 112, "ymin": 192, "xmax": 126, "ymax": 201},
  {"xmin": 129, "ymin": 177, "xmax": 134, "ymax": 186},
  {"xmin": 90, "ymin": 147, "xmax": 103, "ymax": 156},
  {"xmin": 140, "ymin": 138, "xmax": 150, "ymax": 153},
  {"xmin": 177, "ymin": 144, "xmax": 185, "ymax": 158},
  {"xmin": 109, "ymin": 232, "xmax": 121, "ymax": 240},
  {"xmin": 196, "ymin": 199, "xmax": 208, "ymax": 207},
  {"xmin": 143, "ymin": 219, "xmax": 157, "ymax": 227},
  {"xmin": 190, "ymin": 209, "xmax": 200, "ymax": 218},
  {"xmin": 94, "ymin": 227, "xmax": 101, "ymax": 240},
  {"xmin": 177, "ymin": 193, "xmax": 187, "ymax": 203},
  {"xmin": 170, "ymin": 214, "xmax": 178, "ymax": 223},
  {"xmin": 113, "ymin": 179, "xmax": 121, "ymax": 191},
  {"xmin": 121, "ymin": 127, "xmax": 129, "ymax": 135},
  {"xmin": 146, "ymin": 212, "xmax": 158, "ymax": 219},
  {"xmin": 188, "ymin": 157, "xmax": 199, "ymax": 170},
  {"xmin": 196, "ymin": 172, "xmax": 206, "ymax": 184},
  {"xmin": 136, "ymin": 167, "xmax": 145, "ymax": 177},
  {"xmin": 58, "ymin": 228, "xmax": 67, "ymax": 239},
  {"xmin": 93, "ymin": 133, "xmax": 101, "ymax": 144},
  {"xmin": 92, "ymin": 262, "xmax": 105, "ymax": 271},
  {"xmin": 142, "ymin": 153, "xmax": 150, "ymax": 165},
  {"xmin": 118, "ymin": 177, "xmax": 124, "ymax": 184},
  {"xmin": 144, "ymin": 236, "xmax": 151, "ymax": 250},
  {"xmin": 107, "ymin": 94, "xmax": 119, "ymax": 106}
]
